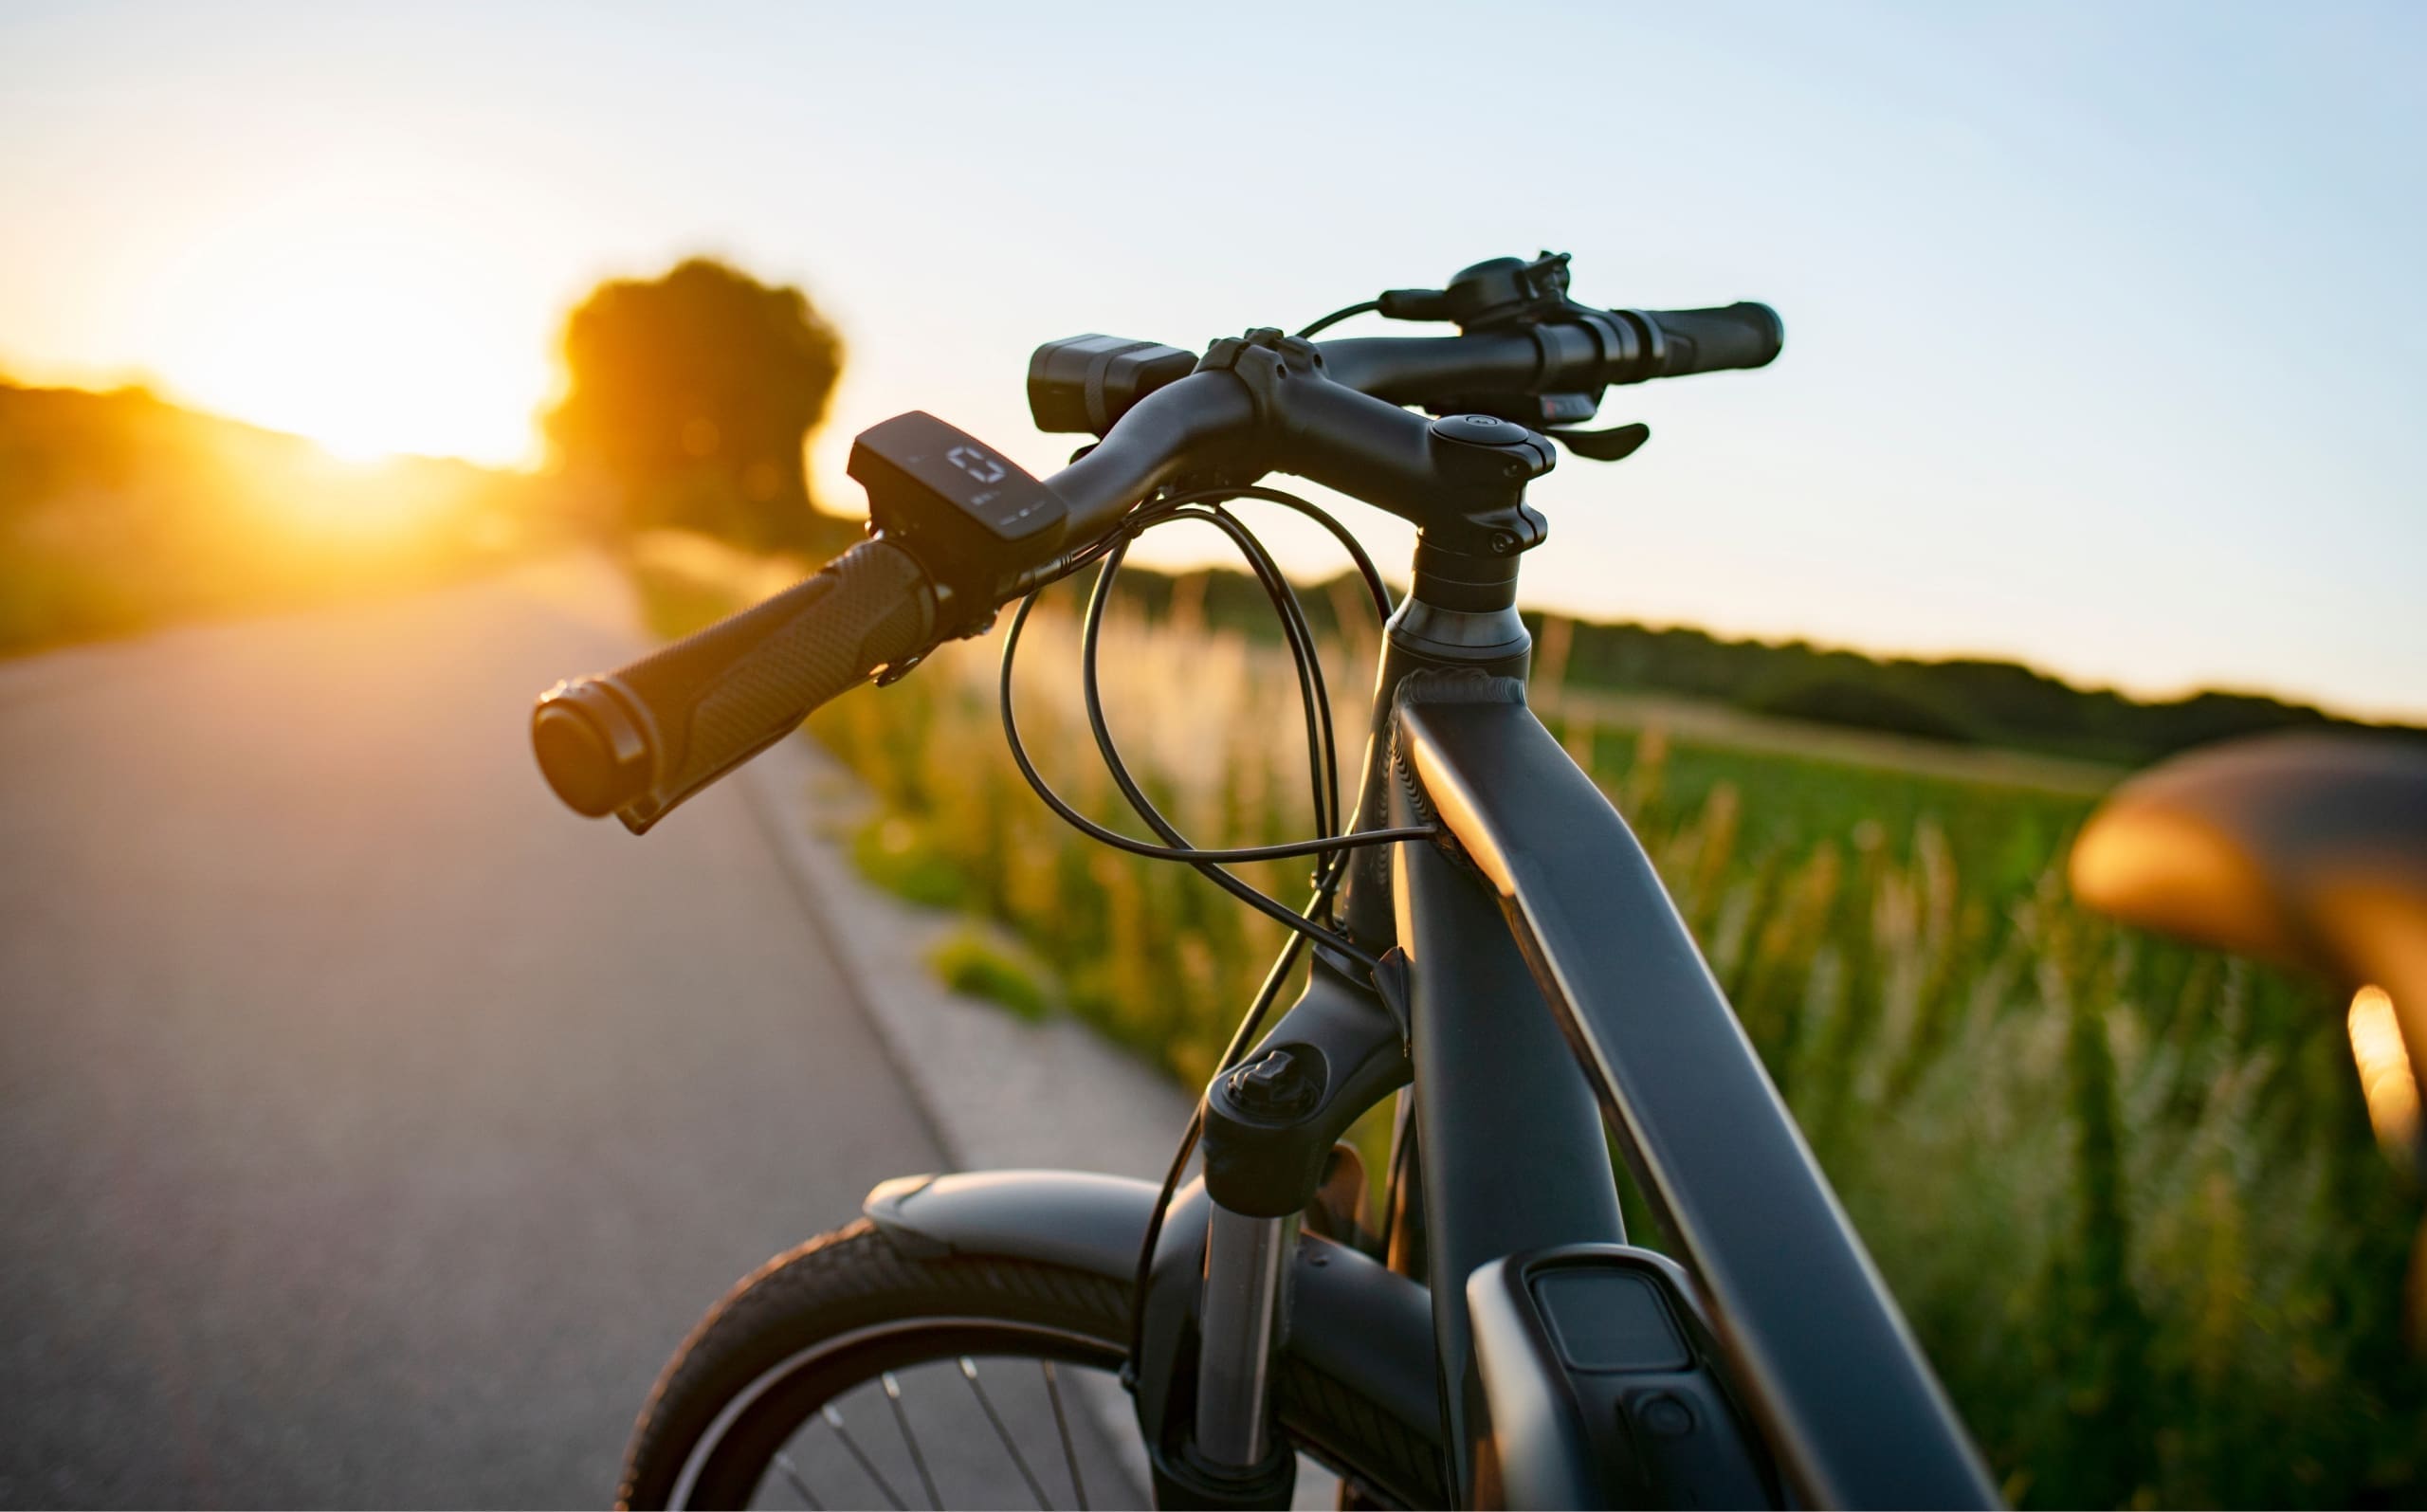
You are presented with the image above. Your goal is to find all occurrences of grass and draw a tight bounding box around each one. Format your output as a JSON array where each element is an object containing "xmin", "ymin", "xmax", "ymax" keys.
[
  {"xmin": 632, "ymin": 541, "xmax": 2426, "ymax": 1508},
  {"xmin": 927, "ymin": 925, "xmax": 1053, "ymax": 1022}
]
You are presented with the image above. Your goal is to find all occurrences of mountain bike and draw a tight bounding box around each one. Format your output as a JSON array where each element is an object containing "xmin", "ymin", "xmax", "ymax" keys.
[{"xmin": 531, "ymin": 250, "xmax": 2005, "ymax": 1509}]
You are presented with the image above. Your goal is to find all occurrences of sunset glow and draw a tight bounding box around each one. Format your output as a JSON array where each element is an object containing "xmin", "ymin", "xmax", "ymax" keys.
[{"xmin": 133, "ymin": 192, "xmax": 550, "ymax": 465}]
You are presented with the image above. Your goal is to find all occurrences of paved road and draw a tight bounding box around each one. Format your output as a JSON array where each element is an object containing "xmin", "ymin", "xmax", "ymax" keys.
[{"xmin": 0, "ymin": 563, "xmax": 954, "ymax": 1507}]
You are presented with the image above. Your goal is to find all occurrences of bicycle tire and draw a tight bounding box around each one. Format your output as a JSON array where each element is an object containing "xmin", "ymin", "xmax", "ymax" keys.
[{"xmin": 620, "ymin": 1219, "xmax": 1442, "ymax": 1509}]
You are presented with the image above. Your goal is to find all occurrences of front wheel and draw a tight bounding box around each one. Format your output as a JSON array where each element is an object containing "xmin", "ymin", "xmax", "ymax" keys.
[{"xmin": 620, "ymin": 1219, "xmax": 1432, "ymax": 1509}]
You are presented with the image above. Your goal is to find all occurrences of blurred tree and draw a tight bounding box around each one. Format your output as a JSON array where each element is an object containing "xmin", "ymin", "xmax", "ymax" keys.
[{"xmin": 545, "ymin": 258, "xmax": 849, "ymax": 554}]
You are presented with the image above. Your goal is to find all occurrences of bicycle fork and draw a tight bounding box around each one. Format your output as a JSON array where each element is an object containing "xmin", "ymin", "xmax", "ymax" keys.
[
  {"xmin": 1136, "ymin": 953, "xmax": 1414, "ymax": 1507},
  {"xmin": 1194, "ymin": 1203, "xmax": 1297, "ymax": 1471}
]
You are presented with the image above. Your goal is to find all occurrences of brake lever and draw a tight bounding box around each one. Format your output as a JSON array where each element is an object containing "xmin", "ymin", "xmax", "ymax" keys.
[{"xmin": 1544, "ymin": 421, "xmax": 1651, "ymax": 462}]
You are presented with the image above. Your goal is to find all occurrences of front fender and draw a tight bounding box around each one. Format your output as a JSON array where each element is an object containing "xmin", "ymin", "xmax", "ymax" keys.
[
  {"xmin": 863, "ymin": 1169, "xmax": 1444, "ymax": 1503},
  {"xmin": 865, "ymin": 1168, "xmax": 1155, "ymax": 1276}
]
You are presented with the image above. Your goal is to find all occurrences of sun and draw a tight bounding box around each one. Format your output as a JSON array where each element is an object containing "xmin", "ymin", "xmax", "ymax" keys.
[{"xmin": 140, "ymin": 193, "xmax": 551, "ymax": 466}]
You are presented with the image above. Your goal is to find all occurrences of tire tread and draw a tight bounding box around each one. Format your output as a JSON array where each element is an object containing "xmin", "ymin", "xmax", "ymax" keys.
[{"xmin": 619, "ymin": 1221, "xmax": 1442, "ymax": 1508}]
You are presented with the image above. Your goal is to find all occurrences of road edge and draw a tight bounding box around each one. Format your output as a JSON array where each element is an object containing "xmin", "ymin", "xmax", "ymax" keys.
[{"xmin": 733, "ymin": 730, "xmax": 1198, "ymax": 1181}]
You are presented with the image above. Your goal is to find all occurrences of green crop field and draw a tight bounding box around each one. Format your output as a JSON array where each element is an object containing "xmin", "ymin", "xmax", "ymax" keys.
[{"xmin": 637, "ymin": 545, "xmax": 2426, "ymax": 1509}]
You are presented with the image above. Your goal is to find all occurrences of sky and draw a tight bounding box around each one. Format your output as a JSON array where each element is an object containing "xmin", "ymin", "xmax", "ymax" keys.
[{"xmin": 3, "ymin": 0, "xmax": 2421, "ymax": 718}]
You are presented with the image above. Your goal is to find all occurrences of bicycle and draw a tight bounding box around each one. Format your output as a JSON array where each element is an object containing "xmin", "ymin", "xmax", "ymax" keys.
[{"xmin": 530, "ymin": 250, "xmax": 2008, "ymax": 1509}]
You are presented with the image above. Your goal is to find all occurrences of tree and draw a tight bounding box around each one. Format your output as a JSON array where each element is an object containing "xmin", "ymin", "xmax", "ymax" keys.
[{"xmin": 545, "ymin": 258, "xmax": 848, "ymax": 553}]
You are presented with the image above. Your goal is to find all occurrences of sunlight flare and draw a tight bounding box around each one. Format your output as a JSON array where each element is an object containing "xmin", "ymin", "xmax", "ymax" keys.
[{"xmin": 2349, "ymin": 985, "xmax": 2420, "ymax": 1156}]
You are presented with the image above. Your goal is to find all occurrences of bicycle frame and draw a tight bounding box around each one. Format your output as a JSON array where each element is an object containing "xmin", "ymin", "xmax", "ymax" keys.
[
  {"xmin": 866, "ymin": 456, "xmax": 1996, "ymax": 1505},
  {"xmin": 1387, "ymin": 681, "xmax": 1994, "ymax": 1507},
  {"xmin": 871, "ymin": 623, "xmax": 1999, "ymax": 1509},
  {"xmin": 1137, "ymin": 568, "xmax": 1997, "ymax": 1507}
]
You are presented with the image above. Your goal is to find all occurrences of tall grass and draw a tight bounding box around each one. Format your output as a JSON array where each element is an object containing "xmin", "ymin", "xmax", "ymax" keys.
[
  {"xmin": 1590, "ymin": 738, "xmax": 2420, "ymax": 1506},
  {"xmin": 639, "ymin": 549, "xmax": 2425, "ymax": 1506}
]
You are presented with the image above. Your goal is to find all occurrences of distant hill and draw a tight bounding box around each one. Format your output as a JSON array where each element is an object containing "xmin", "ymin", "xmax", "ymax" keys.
[
  {"xmin": 1103, "ymin": 563, "xmax": 2423, "ymax": 768},
  {"xmin": 0, "ymin": 380, "xmax": 557, "ymax": 652}
]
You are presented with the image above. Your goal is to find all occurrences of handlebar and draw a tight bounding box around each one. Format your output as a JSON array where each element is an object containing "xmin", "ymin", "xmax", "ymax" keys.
[
  {"xmin": 1052, "ymin": 373, "xmax": 1258, "ymax": 540},
  {"xmin": 1638, "ymin": 302, "xmax": 1786, "ymax": 378},
  {"xmin": 1317, "ymin": 302, "xmax": 1782, "ymax": 402},
  {"xmin": 534, "ymin": 260, "xmax": 1782, "ymax": 831},
  {"xmin": 533, "ymin": 540, "xmax": 932, "ymax": 831}
]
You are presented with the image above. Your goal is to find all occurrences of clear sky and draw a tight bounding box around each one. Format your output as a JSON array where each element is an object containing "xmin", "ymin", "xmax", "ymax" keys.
[{"xmin": 4, "ymin": 0, "xmax": 2420, "ymax": 717}]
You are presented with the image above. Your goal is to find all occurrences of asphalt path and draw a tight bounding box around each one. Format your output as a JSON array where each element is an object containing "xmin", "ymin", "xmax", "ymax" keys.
[{"xmin": 0, "ymin": 562, "xmax": 959, "ymax": 1507}]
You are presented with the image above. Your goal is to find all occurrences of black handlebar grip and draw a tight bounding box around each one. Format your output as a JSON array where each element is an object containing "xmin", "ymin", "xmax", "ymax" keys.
[
  {"xmin": 1639, "ymin": 302, "xmax": 1785, "ymax": 378},
  {"xmin": 532, "ymin": 539, "xmax": 935, "ymax": 832}
]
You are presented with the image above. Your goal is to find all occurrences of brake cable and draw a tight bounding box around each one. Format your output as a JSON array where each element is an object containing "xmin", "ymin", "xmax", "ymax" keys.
[{"xmin": 990, "ymin": 478, "xmax": 1402, "ymax": 1375}]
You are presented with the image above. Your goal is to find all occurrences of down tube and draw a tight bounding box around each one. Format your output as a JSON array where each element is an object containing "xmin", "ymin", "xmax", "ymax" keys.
[
  {"xmin": 1395, "ymin": 692, "xmax": 1998, "ymax": 1511},
  {"xmin": 1386, "ymin": 733, "xmax": 1626, "ymax": 1500}
]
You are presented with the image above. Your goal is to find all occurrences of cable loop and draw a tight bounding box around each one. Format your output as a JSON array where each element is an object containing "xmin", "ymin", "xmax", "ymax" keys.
[{"xmin": 983, "ymin": 475, "xmax": 1411, "ymax": 1370}]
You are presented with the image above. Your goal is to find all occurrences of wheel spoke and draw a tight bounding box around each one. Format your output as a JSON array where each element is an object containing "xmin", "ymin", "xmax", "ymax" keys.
[
  {"xmin": 773, "ymin": 1450, "xmax": 825, "ymax": 1510},
  {"xmin": 821, "ymin": 1403, "xmax": 907, "ymax": 1511},
  {"xmin": 1040, "ymin": 1359, "xmax": 1088, "ymax": 1512},
  {"xmin": 957, "ymin": 1357, "xmax": 1053, "ymax": 1509},
  {"xmin": 883, "ymin": 1370, "xmax": 943, "ymax": 1511}
]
